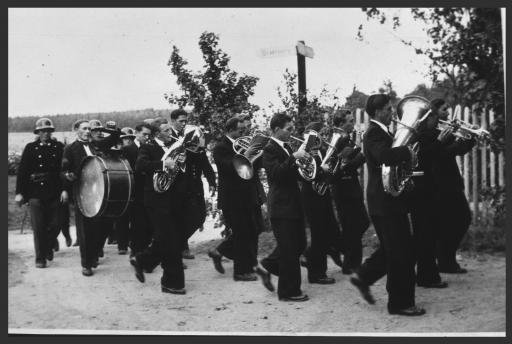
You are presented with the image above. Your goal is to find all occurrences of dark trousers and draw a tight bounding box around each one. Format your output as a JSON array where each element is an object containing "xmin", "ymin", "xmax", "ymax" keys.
[
  {"xmin": 332, "ymin": 182, "xmax": 370, "ymax": 270},
  {"xmin": 410, "ymin": 190, "xmax": 441, "ymax": 284},
  {"xmin": 217, "ymin": 206, "xmax": 260, "ymax": 275},
  {"xmin": 182, "ymin": 191, "xmax": 207, "ymax": 251},
  {"xmin": 58, "ymin": 202, "xmax": 71, "ymax": 241},
  {"xmin": 136, "ymin": 203, "xmax": 185, "ymax": 289},
  {"xmin": 302, "ymin": 194, "xmax": 338, "ymax": 280},
  {"xmin": 74, "ymin": 207, "xmax": 106, "ymax": 268},
  {"xmin": 261, "ymin": 218, "xmax": 307, "ymax": 298},
  {"xmin": 28, "ymin": 198, "xmax": 60, "ymax": 263},
  {"xmin": 436, "ymin": 191, "xmax": 472, "ymax": 268},
  {"xmin": 115, "ymin": 210, "xmax": 130, "ymax": 251},
  {"xmin": 98, "ymin": 218, "xmax": 115, "ymax": 251},
  {"xmin": 129, "ymin": 202, "xmax": 153, "ymax": 256},
  {"xmin": 357, "ymin": 214, "xmax": 416, "ymax": 312}
]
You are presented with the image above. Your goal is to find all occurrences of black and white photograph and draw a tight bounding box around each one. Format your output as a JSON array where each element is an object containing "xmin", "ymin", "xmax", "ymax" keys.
[{"xmin": 7, "ymin": 7, "xmax": 507, "ymax": 336}]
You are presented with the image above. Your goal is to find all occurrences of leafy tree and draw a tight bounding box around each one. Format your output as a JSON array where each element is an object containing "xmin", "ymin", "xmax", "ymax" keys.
[
  {"xmin": 165, "ymin": 32, "xmax": 260, "ymax": 140},
  {"xmin": 343, "ymin": 86, "xmax": 369, "ymax": 113},
  {"xmin": 268, "ymin": 69, "xmax": 343, "ymax": 137},
  {"xmin": 357, "ymin": 8, "xmax": 504, "ymax": 149}
]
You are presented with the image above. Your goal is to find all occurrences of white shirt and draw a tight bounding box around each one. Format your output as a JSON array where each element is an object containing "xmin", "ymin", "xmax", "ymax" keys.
[
  {"xmin": 134, "ymin": 139, "xmax": 141, "ymax": 148},
  {"xmin": 370, "ymin": 119, "xmax": 392, "ymax": 137},
  {"xmin": 271, "ymin": 137, "xmax": 290, "ymax": 156},
  {"xmin": 77, "ymin": 140, "xmax": 93, "ymax": 156}
]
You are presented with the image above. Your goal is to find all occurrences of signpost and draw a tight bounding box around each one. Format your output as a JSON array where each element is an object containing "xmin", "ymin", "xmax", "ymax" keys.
[{"xmin": 296, "ymin": 41, "xmax": 314, "ymax": 116}]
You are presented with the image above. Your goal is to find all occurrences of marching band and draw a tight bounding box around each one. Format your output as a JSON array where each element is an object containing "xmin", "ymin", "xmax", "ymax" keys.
[{"xmin": 14, "ymin": 95, "xmax": 490, "ymax": 315}]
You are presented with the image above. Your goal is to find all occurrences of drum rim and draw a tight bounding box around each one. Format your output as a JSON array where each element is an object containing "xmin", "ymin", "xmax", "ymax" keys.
[{"xmin": 74, "ymin": 155, "xmax": 109, "ymax": 218}]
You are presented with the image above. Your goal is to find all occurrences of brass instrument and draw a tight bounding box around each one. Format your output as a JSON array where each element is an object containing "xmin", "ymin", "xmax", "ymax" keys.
[
  {"xmin": 153, "ymin": 125, "xmax": 204, "ymax": 193},
  {"xmin": 290, "ymin": 130, "xmax": 324, "ymax": 182},
  {"xmin": 232, "ymin": 131, "xmax": 271, "ymax": 180},
  {"xmin": 312, "ymin": 127, "xmax": 351, "ymax": 195},
  {"xmin": 382, "ymin": 95, "xmax": 429, "ymax": 197},
  {"xmin": 437, "ymin": 119, "xmax": 490, "ymax": 142}
]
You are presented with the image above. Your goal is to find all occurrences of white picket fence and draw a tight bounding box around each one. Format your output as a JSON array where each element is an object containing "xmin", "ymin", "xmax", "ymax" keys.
[{"xmin": 352, "ymin": 106, "xmax": 505, "ymax": 224}]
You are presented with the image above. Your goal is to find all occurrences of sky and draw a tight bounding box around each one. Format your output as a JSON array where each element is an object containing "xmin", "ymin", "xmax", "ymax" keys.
[{"xmin": 8, "ymin": 8, "xmax": 433, "ymax": 118}]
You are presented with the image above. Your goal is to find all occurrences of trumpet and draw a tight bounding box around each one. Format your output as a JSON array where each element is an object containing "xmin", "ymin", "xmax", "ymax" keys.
[
  {"xmin": 437, "ymin": 119, "xmax": 490, "ymax": 142},
  {"xmin": 232, "ymin": 132, "xmax": 271, "ymax": 180}
]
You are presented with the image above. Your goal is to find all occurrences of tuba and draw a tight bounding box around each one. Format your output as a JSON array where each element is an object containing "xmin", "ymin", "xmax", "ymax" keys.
[
  {"xmin": 152, "ymin": 125, "xmax": 205, "ymax": 193},
  {"xmin": 382, "ymin": 95, "xmax": 429, "ymax": 196},
  {"xmin": 232, "ymin": 131, "xmax": 271, "ymax": 180},
  {"xmin": 312, "ymin": 128, "xmax": 351, "ymax": 195}
]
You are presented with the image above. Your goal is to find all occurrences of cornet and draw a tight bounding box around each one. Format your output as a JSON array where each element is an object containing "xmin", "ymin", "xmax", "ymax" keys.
[{"xmin": 437, "ymin": 119, "xmax": 490, "ymax": 142}]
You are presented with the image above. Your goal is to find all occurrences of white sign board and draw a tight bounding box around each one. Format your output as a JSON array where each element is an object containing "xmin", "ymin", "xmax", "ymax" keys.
[
  {"xmin": 296, "ymin": 41, "xmax": 314, "ymax": 58},
  {"xmin": 258, "ymin": 46, "xmax": 295, "ymax": 58}
]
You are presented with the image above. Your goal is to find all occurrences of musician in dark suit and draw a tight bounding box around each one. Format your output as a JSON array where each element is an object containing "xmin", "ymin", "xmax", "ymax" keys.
[
  {"xmin": 128, "ymin": 123, "xmax": 154, "ymax": 258},
  {"xmin": 350, "ymin": 94, "xmax": 425, "ymax": 316},
  {"xmin": 260, "ymin": 113, "xmax": 310, "ymax": 302},
  {"xmin": 15, "ymin": 118, "xmax": 65, "ymax": 268},
  {"xmin": 130, "ymin": 123, "xmax": 188, "ymax": 294},
  {"xmin": 208, "ymin": 117, "xmax": 264, "ymax": 282},
  {"xmin": 408, "ymin": 105, "xmax": 454, "ymax": 289},
  {"xmin": 61, "ymin": 119, "xmax": 119, "ymax": 276},
  {"xmin": 331, "ymin": 110, "xmax": 370, "ymax": 274},
  {"xmin": 430, "ymin": 99, "xmax": 476, "ymax": 273}
]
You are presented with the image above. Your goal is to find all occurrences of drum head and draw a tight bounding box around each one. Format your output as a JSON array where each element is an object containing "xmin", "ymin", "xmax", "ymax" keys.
[{"xmin": 77, "ymin": 157, "xmax": 106, "ymax": 217}]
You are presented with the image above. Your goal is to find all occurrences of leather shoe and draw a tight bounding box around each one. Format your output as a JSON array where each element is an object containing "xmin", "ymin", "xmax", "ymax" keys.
[
  {"xmin": 118, "ymin": 249, "xmax": 128, "ymax": 255},
  {"xmin": 389, "ymin": 306, "xmax": 426, "ymax": 316},
  {"xmin": 92, "ymin": 260, "xmax": 99, "ymax": 268},
  {"xmin": 73, "ymin": 241, "xmax": 79, "ymax": 247},
  {"xmin": 46, "ymin": 250, "xmax": 54, "ymax": 262},
  {"xmin": 342, "ymin": 266, "xmax": 354, "ymax": 275},
  {"xmin": 161, "ymin": 286, "xmax": 186, "ymax": 295},
  {"xmin": 65, "ymin": 236, "xmax": 72, "ymax": 247},
  {"xmin": 418, "ymin": 281, "xmax": 448, "ymax": 288},
  {"xmin": 208, "ymin": 249, "xmax": 225, "ymax": 274},
  {"xmin": 279, "ymin": 294, "xmax": 309, "ymax": 302},
  {"xmin": 98, "ymin": 248, "xmax": 104, "ymax": 258},
  {"xmin": 309, "ymin": 276, "xmax": 336, "ymax": 284},
  {"xmin": 182, "ymin": 249, "xmax": 195, "ymax": 259},
  {"xmin": 35, "ymin": 261, "xmax": 47, "ymax": 268},
  {"xmin": 254, "ymin": 265, "xmax": 275, "ymax": 292},
  {"xmin": 130, "ymin": 258, "xmax": 145, "ymax": 283},
  {"xmin": 350, "ymin": 275, "xmax": 375, "ymax": 305},
  {"xmin": 234, "ymin": 273, "xmax": 258, "ymax": 281},
  {"xmin": 82, "ymin": 268, "xmax": 93, "ymax": 276}
]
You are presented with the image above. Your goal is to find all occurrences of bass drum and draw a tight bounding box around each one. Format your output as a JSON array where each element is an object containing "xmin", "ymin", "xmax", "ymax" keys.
[{"xmin": 74, "ymin": 155, "xmax": 134, "ymax": 218}]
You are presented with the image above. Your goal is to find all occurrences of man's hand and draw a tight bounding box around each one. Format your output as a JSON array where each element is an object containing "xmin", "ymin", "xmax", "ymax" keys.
[
  {"xmin": 209, "ymin": 185, "xmax": 217, "ymax": 197},
  {"xmin": 60, "ymin": 191, "xmax": 69, "ymax": 204},
  {"xmin": 293, "ymin": 148, "xmax": 309, "ymax": 160},
  {"xmin": 64, "ymin": 171, "xmax": 77, "ymax": 182},
  {"xmin": 437, "ymin": 127, "xmax": 454, "ymax": 144},
  {"xmin": 14, "ymin": 194, "xmax": 24, "ymax": 207},
  {"xmin": 164, "ymin": 157, "xmax": 176, "ymax": 170}
]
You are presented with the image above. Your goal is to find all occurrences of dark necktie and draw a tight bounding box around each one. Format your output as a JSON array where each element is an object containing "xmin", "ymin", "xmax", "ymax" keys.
[{"xmin": 283, "ymin": 143, "xmax": 294, "ymax": 155}]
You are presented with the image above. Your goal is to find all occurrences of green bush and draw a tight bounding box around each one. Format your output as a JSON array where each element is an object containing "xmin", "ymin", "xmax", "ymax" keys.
[{"xmin": 8, "ymin": 152, "xmax": 21, "ymax": 175}]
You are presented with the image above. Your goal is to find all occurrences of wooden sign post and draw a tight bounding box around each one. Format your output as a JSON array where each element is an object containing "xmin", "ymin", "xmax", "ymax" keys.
[{"xmin": 296, "ymin": 41, "xmax": 314, "ymax": 117}]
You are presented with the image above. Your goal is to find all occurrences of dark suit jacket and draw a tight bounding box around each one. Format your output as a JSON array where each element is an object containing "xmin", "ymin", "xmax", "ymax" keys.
[
  {"xmin": 184, "ymin": 150, "xmax": 216, "ymax": 196},
  {"xmin": 213, "ymin": 136, "xmax": 260, "ymax": 210},
  {"xmin": 363, "ymin": 122, "xmax": 412, "ymax": 216},
  {"xmin": 61, "ymin": 140, "xmax": 89, "ymax": 196},
  {"xmin": 135, "ymin": 141, "xmax": 187, "ymax": 209},
  {"xmin": 433, "ymin": 131, "xmax": 475, "ymax": 195},
  {"xmin": 262, "ymin": 139, "xmax": 303, "ymax": 220},
  {"xmin": 122, "ymin": 143, "xmax": 144, "ymax": 202},
  {"xmin": 16, "ymin": 138, "xmax": 64, "ymax": 201}
]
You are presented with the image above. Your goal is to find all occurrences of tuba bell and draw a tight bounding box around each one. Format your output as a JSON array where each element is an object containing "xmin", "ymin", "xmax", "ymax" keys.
[
  {"xmin": 381, "ymin": 95, "xmax": 430, "ymax": 196},
  {"xmin": 232, "ymin": 132, "xmax": 271, "ymax": 180}
]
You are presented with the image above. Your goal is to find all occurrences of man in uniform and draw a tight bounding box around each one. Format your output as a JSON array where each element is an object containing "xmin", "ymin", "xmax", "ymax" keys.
[{"xmin": 15, "ymin": 118, "xmax": 65, "ymax": 268}]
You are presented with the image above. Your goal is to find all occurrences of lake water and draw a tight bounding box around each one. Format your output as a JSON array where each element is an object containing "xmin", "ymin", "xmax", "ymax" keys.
[{"xmin": 8, "ymin": 131, "xmax": 76, "ymax": 154}]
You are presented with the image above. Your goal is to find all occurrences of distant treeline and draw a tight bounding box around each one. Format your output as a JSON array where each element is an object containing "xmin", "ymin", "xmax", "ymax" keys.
[{"xmin": 8, "ymin": 108, "xmax": 172, "ymax": 132}]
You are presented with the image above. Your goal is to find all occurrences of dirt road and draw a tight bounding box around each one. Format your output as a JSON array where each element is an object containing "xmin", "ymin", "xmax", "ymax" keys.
[{"xmin": 8, "ymin": 223, "xmax": 506, "ymax": 335}]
